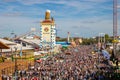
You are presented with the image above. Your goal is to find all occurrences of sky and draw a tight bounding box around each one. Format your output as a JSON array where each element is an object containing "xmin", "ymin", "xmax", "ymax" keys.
[{"xmin": 0, "ymin": 0, "xmax": 120, "ymax": 38}]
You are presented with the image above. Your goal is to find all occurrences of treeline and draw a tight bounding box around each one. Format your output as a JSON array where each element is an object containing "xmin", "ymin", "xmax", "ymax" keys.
[{"xmin": 56, "ymin": 34, "xmax": 114, "ymax": 45}]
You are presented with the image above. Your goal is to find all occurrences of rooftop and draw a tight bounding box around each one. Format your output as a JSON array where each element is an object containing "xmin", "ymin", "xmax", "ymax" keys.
[{"xmin": 41, "ymin": 20, "xmax": 54, "ymax": 23}]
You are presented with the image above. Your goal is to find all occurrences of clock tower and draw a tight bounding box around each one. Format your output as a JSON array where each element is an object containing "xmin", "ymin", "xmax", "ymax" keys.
[{"xmin": 40, "ymin": 10, "xmax": 56, "ymax": 48}]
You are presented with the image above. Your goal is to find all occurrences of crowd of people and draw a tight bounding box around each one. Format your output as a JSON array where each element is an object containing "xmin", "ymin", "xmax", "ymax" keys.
[{"xmin": 1, "ymin": 45, "xmax": 118, "ymax": 80}]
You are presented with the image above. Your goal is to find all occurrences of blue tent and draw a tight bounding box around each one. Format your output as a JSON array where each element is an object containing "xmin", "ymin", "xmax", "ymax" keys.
[
  {"xmin": 101, "ymin": 50, "xmax": 110, "ymax": 60},
  {"xmin": 56, "ymin": 42, "xmax": 70, "ymax": 47}
]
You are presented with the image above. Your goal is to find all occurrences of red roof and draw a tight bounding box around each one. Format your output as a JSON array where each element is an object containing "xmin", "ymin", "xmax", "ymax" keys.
[
  {"xmin": 42, "ymin": 20, "xmax": 53, "ymax": 23},
  {"xmin": 0, "ymin": 41, "xmax": 9, "ymax": 49},
  {"xmin": 36, "ymin": 59, "xmax": 42, "ymax": 63}
]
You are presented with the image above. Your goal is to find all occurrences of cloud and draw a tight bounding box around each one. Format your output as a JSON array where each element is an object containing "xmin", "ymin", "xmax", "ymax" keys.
[
  {"xmin": 16, "ymin": 0, "xmax": 66, "ymax": 5},
  {"xmin": 0, "ymin": 0, "xmax": 118, "ymax": 38},
  {"xmin": 83, "ymin": 0, "xmax": 110, "ymax": 3},
  {"xmin": 0, "ymin": 15, "xmax": 40, "ymax": 37},
  {"xmin": 82, "ymin": 21, "xmax": 96, "ymax": 23},
  {"xmin": 0, "ymin": 0, "xmax": 113, "ymax": 19},
  {"xmin": 118, "ymin": 5, "xmax": 120, "ymax": 8},
  {"xmin": 74, "ymin": 32, "xmax": 79, "ymax": 35},
  {"xmin": 71, "ymin": 25, "xmax": 91, "ymax": 29},
  {"xmin": 2, "ymin": 12, "xmax": 22, "ymax": 17},
  {"xmin": 2, "ymin": 0, "xmax": 15, "ymax": 2},
  {"xmin": 7, "ymin": 0, "xmax": 111, "ymax": 14},
  {"xmin": 0, "ymin": 15, "xmax": 114, "ymax": 38},
  {"xmin": 33, "ymin": 21, "xmax": 40, "ymax": 24},
  {"xmin": 55, "ymin": 14, "xmax": 114, "ymax": 37}
]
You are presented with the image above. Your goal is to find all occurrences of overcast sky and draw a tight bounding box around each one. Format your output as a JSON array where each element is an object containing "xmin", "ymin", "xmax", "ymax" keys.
[{"xmin": 0, "ymin": 0, "xmax": 120, "ymax": 38}]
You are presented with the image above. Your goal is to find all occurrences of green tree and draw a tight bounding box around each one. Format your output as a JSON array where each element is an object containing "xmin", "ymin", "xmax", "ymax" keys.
[
  {"xmin": 82, "ymin": 38, "xmax": 97, "ymax": 45},
  {"xmin": 104, "ymin": 34, "xmax": 113, "ymax": 43},
  {"xmin": 105, "ymin": 34, "xmax": 109, "ymax": 43}
]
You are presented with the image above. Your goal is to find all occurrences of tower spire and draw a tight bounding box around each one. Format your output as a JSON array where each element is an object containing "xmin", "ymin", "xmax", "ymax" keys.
[{"xmin": 45, "ymin": 10, "xmax": 51, "ymax": 20}]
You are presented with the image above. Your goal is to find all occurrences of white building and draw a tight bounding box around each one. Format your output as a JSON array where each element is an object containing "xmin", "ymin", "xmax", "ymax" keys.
[
  {"xmin": 0, "ymin": 38, "xmax": 34, "ymax": 53},
  {"xmin": 40, "ymin": 10, "xmax": 56, "ymax": 48}
]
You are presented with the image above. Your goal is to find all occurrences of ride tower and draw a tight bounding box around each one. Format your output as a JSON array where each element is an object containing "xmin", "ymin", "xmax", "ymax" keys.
[{"xmin": 40, "ymin": 10, "xmax": 56, "ymax": 49}]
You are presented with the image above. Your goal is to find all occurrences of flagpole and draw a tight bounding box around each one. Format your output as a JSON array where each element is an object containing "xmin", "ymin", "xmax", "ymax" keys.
[{"xmin": 20, "ymin": 42, "xmax": 23, "ymax": 61}]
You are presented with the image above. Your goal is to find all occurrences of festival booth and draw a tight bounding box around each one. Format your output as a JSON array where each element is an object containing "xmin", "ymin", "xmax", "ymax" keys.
[
  {"xmin": 0, "ymin": 41, "xmax": 10, "ymax": 62},
  {"xmin": 0, "ymin": 41, "xmax": 10, "ymax": 53}
]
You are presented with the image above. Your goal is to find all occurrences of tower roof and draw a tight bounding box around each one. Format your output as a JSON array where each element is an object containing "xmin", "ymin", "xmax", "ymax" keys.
[
  {"xmin": 41, "ymin": 20, "xmax": 53, "ymax": 23},
  {"xmin": 41, "ymin": 10, "xmax": 55, "ymax": 24},
  {"xmin": 46, "ymin": 10, "xmax": 51, "ymax": 13}
]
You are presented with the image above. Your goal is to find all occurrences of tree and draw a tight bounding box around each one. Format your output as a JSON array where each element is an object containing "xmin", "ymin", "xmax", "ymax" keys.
[
  {"xmin": 105, "ymin": 34, "xmax": 109, "ymax": 43},
  {"xmin": 82, "ymin": 38, "xmax": 97, "ymax": 45}
]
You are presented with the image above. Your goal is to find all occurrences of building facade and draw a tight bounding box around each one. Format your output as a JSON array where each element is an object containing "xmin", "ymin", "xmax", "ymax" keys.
[{"xmin": 40, "ymin": 10, "xmax": 56, "ymax": 48}]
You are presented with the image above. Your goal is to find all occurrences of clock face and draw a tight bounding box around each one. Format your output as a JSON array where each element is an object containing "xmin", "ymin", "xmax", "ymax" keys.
[{"xmin": 44, "ymin": 27, "xmax": 49, "ymax": 32}]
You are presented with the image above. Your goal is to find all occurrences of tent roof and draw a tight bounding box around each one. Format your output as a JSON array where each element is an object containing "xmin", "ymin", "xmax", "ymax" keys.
[
  {"xmin": 0, "ymin": 41, "xmax": 10, "ymax": 49},
  {"xmin": 0, "ymin": 38, "xmax": 16, "ymax": 45}
]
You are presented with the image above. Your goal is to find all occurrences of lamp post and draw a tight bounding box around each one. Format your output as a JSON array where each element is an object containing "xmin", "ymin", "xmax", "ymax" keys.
[
  {"xmin": 14, "ymin": 47, "xmax": 18, "ymax": 80},
  {"xmin": 98, "ymin": 33, "xmax": 105, "ymax": 49}
]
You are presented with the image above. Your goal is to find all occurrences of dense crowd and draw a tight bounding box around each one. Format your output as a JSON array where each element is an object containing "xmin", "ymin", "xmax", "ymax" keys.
[{"xmin": 2, "ymin": 45, "xmax": 118, "ymax": 80}]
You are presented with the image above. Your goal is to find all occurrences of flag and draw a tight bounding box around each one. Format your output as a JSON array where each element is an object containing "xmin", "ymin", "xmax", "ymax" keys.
[{"xmin": 20, "ymin": 47, "xmax": 22, "ymax": 57}]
